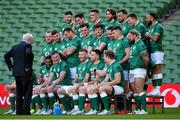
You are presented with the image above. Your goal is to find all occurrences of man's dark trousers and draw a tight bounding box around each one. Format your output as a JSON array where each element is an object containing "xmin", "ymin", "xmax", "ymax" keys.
[{"xmin": 15, "ymin": 72, "xmax": 33, "ymax": 115}]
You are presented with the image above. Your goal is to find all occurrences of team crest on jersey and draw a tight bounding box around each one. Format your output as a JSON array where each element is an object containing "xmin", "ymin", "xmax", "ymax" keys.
[
  {"xmin": 57, "ymin": 68, "xmax": 60, "ymax": 72},
  {"xmin": 79, "ymin": 71, "xmax": 82, "ymax": 77},
  {"xmin": 42, "ymin": 70, "xmax": 45, "ymax": 74},
  {"xmin": 91, "ymin": 71, "xmax": 95, "ymax": 78},
  {"xmin": 45, "ymin": 52, "xmax": 49, "ymax": 56},
  {"xmin": 94, "ymin": 42, "xmax": 96, "ymax": 46},
  {"xmin": 113, "ymin": 48, "xmax": 116, "ymax": 53},
  {"xmin": 87, "ymin": 41, "xmax": 90, "ymax": 45}
]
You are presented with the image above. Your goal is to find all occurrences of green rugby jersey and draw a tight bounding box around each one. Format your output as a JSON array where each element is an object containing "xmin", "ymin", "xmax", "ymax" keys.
[
  {"xmin": 76, "ymin": 59, "xmax": 92, "ymax": 83},
  {"xmin": 39, "ymin": 65, "xmax": 51, "ymax": 79},
  {"xmin": 65, "ymin": 36, "xmax": 81, "ymax": 68},
  {"xmin": 129, "ymin": 39, "xmax": 147, "ymax": 70},
  {"xmin": 134, "ymin": 21, "xmax": 147, "ymax": 40},
  {"xmin": 88, "ymin": 61, "xmax": 104, "ymax": 82},
  {"xmin": 60, "ymin": 22, "xmax": 74, "ymax": 33},
  {"xmin": 113, "ymin": 36, "xmax": 130, "ymax": 70},
  {"xmin": 148, "ymin": 21, "xmax": 164, "ymax": 52},
  {"xmin": 50, "ymin": 61, "xmax": 72, "ymax": 85},
  {"xmin": 75, "ymin": 21, "xmax": 92, "ymax": 37},
  {"xmin": 53, "ymin": 39, "xmax": 67, "ymax": 53},
  {"xmin": 80, "ymin": 34, "xmax": 95, "ymax": 50},
  {"xmin": 90, "ymin": 34, "xmax": 108, "ymax": 49},
  {"xmin": 106, "ymin": 60, "xmax": 124, "ymax": 87},
  {"xmin": 104, "ymin": 20, "xmax": 120, "ymax": 30},
  {"xmin": 41, "ymin": 43, "xmax": 54, "ymax": 58},
  {"xmin": 119, "ymin": 21, "xmax": 131, "ymax": 37}
]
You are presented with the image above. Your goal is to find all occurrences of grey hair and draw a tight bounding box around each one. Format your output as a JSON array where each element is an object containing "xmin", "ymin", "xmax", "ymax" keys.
[{"xmin": 22, "ymin": 33, "xmax": 33, "ymax": 42}]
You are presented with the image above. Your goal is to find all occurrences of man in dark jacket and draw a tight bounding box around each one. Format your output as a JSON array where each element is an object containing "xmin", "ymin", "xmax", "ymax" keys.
[{"xmin": 4, "ymin": 33, "xmax": 34, "ymax": 115}]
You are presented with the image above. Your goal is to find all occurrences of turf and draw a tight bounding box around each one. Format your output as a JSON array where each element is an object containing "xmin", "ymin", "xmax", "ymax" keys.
[{"xmin": 0, "ymin": 108, "xmax": 180, "ymax": 119}]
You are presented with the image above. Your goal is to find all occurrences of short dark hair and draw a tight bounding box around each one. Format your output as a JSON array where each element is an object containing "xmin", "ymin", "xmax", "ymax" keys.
[
  {"xmin": 112, "ymin": 26, "xmax": 122, "ymax": 32},
  {"xmin": 75, "ymin": 13, "xmax": 84, "ymax": 18},
  {"xmin": 45, "ymin": 55, "xmax": 52, "ymax": 60},
  {"xmin": 91, "ymin": 9, "xmax": 99, "ymax": 13},
  {"xmin": 79, "ymin": 49, "xmax": 88, "ymax": 53},
  {"xmin": 51, "ymin": 51, "xmax": 59, "ymax": 56},
  {"xmin": 51, "ymin": 51, "xmax": 63, "ymax": 59},
  {"xmin": 148, "ymin": 12, "xmax": 157, "ymax": 20},
  {"xmin": 91, "ymin": 49, "xmax": 101, "ymax": 57},
  {"xmin": 94, "ymin": 24, "xmax": 104, "ymax": 30},
  {"xmin": 51, "ymin": 30, "xmax": 60, "ymax": 35},
  {"xmin": 63, "ymin": 28, "xmax": 73, "ymax": 33},
  {"xmin": 65, "ymin": 11, "xmax": 73, "ymax": 15},
  {"xmin": 118, "ymin": 9, "xmax": 128, "ymax": 15},
  {"xmin": 128, "ymin": 13, "xmax": 137, "ymax": 19},
  {"xmin": 80, "ymin": 23, "xmax": 89, "ymax": 29},
  {"xmin": 107, "ymin": 26, "xmax": 114, "ymax": 31},
  {"xmin": 104, "ymin": 50, "xmax": 114, "ymax": 59},
  {"xmin": 106, "ymin": 8, "xmax": 116, "ymax": 20}
]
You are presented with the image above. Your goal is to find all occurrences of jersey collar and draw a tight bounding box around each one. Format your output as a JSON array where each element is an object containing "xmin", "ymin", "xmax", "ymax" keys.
[
  {"xmin": 109, "ymin": 59, "xmax": 115, "ymax": 65},
  {"xmin": 117, "ymin": 36, "xmax": 124, "ymax": 41},
  {"xmin": 135, "ymin": 20, "xmax": 140, "ymax": 26}
]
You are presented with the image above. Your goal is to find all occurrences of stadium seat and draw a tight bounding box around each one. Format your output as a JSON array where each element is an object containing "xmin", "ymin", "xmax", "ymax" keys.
[
  {"xmin": 126, "ymin": 3, "xmax": 137, "ymax": 9},
  {"xmin": 36, "ymin": 0, "xmax": 47, "ymax": 5},
  {"xmin": 131, "ymin": 0, "xmax": 143, "ymax": 4},
  {"xmin": 49, "ymin": 0, "xmax": 60, "ymax": 4},
  {"xmin": 99, "ymin": 3, "xmax": 111, "ymax": 9},
  {"xmin": 71, "ymin": 4, "xmax": 82, "ymax": 9},
  {"xmin": 104, "ymin": 0, "xmax": 116, "ymax": 4},
  {"xmin": 139, "ymin": 3, "xmax": 150, "ymax": 9},
  {"xmin": 76, "ymin": 0, "xmax": 89, "ymax": 4},
  {"xmin": 91, "ymin": 0, "xmax": 103, "ymax": 4},
  {"xmin": 84, "ymin": 4, "xmax": 96, "ymax": 9},
  {"xmin": 0, "ymin": 1, "xmax": 9, "ymax": 6}
]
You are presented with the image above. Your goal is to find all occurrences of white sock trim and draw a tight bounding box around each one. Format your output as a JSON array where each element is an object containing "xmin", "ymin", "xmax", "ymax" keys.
[
  {"xmin": 91, "ymin": 94, "xmax": 98, "ymax": 98},
  {"xmin": 152, "ymin": 74, "xmax": 157, "ymax": 80},
  {"xmin": 9, "ymin": 93, "xmax": 15, "ymax": 97},
  {"xmin": 79, "ymin": 93, "xmax": 85, "ymax": 97},
  {"xmin": 88, "ymin": 94, "xmax": 92, "ymax": 98},
  {"xmin": 73, "ymin": 94, "xmax": 79, "ymax": 100},
  {"xmin": 48, "ymin": 93, "xmax": 54, "ymax": 97},
  {"xmin": 156, "ymin": 73, "xmax": 163, "ymax": 79},
  {"xmin": 58, "ymin": 94, "xmax": 65, "ymax": 98},
  {"xmin": 153, "ymin": 73, "xmax": 163, "ymax": 80},
  {"xmin": 74, "ymin": 105, "xmax": 79, "ymax": 110},
  {"xmin": 156, "ymin": 86, "xmax": 160, "ymax": 90},
  {"xmin": 32, "ymin": 94, "xmax": 38, "ymax": 99},
  {"xmin": 40, "ymin": 94, "xmax": 45, "ymax": 98},
  {"xmin": 100, "ymin": 92, "xmax": 107, "ymax": 98},
  {"xmin": 139, "ymin": 92, "xmax": 145, "ymax": 96},
  {"xmin": 134, "ymin": 93, "xmax": 139, "ymax": 97}
]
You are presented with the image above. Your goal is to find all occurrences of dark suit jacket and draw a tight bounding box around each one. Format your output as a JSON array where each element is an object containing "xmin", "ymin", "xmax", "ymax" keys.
[{"xmin": 4, "ymin": 41, "xmax": 34, "ymax": 76}]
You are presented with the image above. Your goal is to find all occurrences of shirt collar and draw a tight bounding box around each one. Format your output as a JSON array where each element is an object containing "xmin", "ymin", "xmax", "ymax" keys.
[
  {"xmin": 109, "ymin": 59, "xmax": 115, "ymax": 65},
  {"xmin": 135, "ymin": 20, "xmax": 140, "ymax": 26}
]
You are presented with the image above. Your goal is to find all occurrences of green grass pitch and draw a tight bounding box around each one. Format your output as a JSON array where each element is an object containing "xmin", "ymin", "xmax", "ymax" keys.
[{"xmin": 0, "ymin": 108, "xmax": 180, "ymax": 119}]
